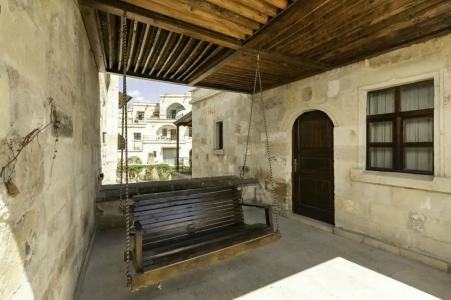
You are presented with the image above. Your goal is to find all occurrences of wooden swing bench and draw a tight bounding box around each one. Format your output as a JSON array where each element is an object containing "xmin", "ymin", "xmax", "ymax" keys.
[{"xmin": 128, "ymin": 177, "xmax": 280, "ymax": 291}]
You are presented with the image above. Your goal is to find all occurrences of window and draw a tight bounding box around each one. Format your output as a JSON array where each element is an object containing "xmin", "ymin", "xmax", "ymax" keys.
[
  {"xmin": 188, "ymin": 127, "xmax": 192, "ymax": 137},
  {"xmin": 366, "ymin": 80, "xmax": 434, "ymax": 175},
  {"xmin": 170, "ymin": 129, "xmax": 177, "ymax": 140},
  {"xmin": 170, "ymin": 109, "xmax": 177, "ymax": 119},
  {"xmin": 134, "ymin": 132, "xmax": 141, "ymax": 141},
  {"xmin": 102, "ymin": 132, "xmax": 106, "ymax": 144},
  {"xmin": 215, "ymin": 121, "xmax": 223, "ymax": 150},
  {"xmin": 137, "ymin": 111, "xmax": 144, "ymax": 120},
  {"xmin": 162, "ymin": 128, "xmax": 168, "ymax": 137}
]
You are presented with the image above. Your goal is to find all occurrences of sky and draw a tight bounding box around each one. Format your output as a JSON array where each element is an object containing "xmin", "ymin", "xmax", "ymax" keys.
[{"xmin": 118, "ymin": 76, "xmax": 192, "ymax": 103}]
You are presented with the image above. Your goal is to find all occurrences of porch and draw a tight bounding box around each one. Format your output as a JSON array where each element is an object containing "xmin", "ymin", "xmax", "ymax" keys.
[{"xmin": 78, "ymin": 208, "xmax": 451, "ymax": 299}]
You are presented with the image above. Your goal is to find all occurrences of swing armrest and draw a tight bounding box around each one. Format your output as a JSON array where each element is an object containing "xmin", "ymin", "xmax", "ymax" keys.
[
  {"xmin": 241, "ymin": 203, "xmax": 274, "ymax": 229},
  {"xmin": 134, "ymin": 221, "xmax": 143, "ymax": 272}
]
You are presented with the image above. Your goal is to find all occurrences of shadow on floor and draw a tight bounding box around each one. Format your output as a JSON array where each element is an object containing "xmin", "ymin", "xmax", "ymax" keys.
[{"xmin": 78, "ymin": 208, "xmax": 451, "ymax": 300}]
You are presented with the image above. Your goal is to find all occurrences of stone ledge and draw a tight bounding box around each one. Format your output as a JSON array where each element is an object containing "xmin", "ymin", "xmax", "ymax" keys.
[
  {"xmin": 334, "ymin": 227, "xmax": 450, "ymax": 273},
  {"xmin": 288, "ymin": 213, "xmax": 334, "ymax": 233},
  {"xmin": 350, "ymin": 168, "xmax": 451, "ymax": 194}
]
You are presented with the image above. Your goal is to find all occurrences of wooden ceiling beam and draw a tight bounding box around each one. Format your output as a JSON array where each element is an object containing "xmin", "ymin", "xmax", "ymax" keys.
[
  {"xmin": 170, "ymin": 41, "xmax": 205, "ymax": 79},
  {"xmin": 79, "ymin": 0, "xmax": 242, "ymax": 49},
  {"xmin": 123, "ymin": 0, "xmax": 248, "ymax": 39},
  {"xmin": 79, "ymin": 7, "xmax": 108, "ymax": 71},
  {"xmin": 157, "ymin": 34, "xmax": 184, "ymax": 77},
  {"xmin": 178, "ymin": 43, "xmax": 213, "ymax": 80},
  {"xmin": 184, "ymin": 47, "xmax": 225, "ymax": 81},
  {"xmin": 142, "ymin": 28, "xmax": 161, "ymax": 73},
  {"xmin": 206, "ymin": 0, "xmax": 269, "ymax": 24},
  {"xmin": 263, "ymin": 0, "xmax": 288, "ymax": 10},
  {"xmin": 164, "ymin": 37, "xmax": 194, "ymax": 78},
  {"xmin": 126, "ymin": 20, "xmax": 138, "ymax": 71},
  {"xmin": 239, "ymin": 48, "xmax": 330, "ymax": 70},
  {"xmin": 149, "ymin": 32, "xmax": 174, "ymax": 75},
  {"xmin": 144, "ymin": 0, "xmax": 254, "ymax": 37},
  {"xmin": 234, "ymin": 0, "xmax": 278, "ymax": 17},
  {"xmin": 133, "ymin": 24, "xmax": 151, "ymax": 73},
  {"xmin": 177, "ymin": 0, "xmax": 261, "ymax": 31},
  {"xmin": 189, "ymin": 0, "xmax": 331, "ymax": 85},
  {"xmin": 106, "ymin": 13, "xmax": 116, "ymax": 70}
]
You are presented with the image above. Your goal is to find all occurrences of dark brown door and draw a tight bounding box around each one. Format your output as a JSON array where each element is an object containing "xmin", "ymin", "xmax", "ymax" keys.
[{"xmin": 292, "ymin": 111, "xmax": 334, "ymax": 224}]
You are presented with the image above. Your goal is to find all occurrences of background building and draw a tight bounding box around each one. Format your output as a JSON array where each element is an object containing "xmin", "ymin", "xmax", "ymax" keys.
[{"xmin": 119, "ymin": 93, "xmax": 192, "ymax": 167}]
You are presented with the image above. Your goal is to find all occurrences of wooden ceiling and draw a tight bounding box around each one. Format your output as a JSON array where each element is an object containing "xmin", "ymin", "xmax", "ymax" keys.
[{"xmin": 80, "ymin": 0, "xmax": 451, "ymax": 93}]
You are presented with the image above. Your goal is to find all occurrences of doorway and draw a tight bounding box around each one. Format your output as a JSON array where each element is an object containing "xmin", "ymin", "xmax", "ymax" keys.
[{"xmin": 292, "ymin": 111, "xmax": 334, "ymax": 224}]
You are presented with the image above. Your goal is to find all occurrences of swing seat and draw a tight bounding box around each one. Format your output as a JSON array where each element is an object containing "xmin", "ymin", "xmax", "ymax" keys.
[{"xmin": 130, "ymin": 179, "xmax": 280, "ymax": 291}]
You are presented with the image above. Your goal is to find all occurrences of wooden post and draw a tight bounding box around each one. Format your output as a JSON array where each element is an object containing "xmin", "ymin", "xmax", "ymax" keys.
[
  {"xmin": 176, "ymin": 124, "xmax": 180, "ymax": 172},
  {"xmin": 265, "ymin": 206, "xmax": 274, "ymax": 229},
  {"xmin": 135, "ymin": 223, "xmax": 144, "ymax": 272}
]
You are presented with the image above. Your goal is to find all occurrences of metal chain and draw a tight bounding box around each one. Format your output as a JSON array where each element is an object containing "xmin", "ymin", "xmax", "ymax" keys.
[
  {"xmin": 256, "ymin": 54, "xmax": 279, "ymax": 232},
  {"xmin": 239, "ymin": 54, "xmax": 258, "ymax": 204},
  {"xmin": 240, "ymin": 53, "xmax": 279, "ymax": 231},
  {"xmin": 121, "ymin": 10, "xmax": 132, "ymax": 288}
]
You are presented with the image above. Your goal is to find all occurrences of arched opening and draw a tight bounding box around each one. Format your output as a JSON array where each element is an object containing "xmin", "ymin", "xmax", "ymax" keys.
[
  {"xmin": 166, "ymin": 103, "xmax": 186, "ymax": 119},
  {"xmin": 156, "ymin": 125, "xmax": 177, "ymax": 141},
  {"xmin": 292, "ymin": 110, "xmax": 334, "ymax": 225}
]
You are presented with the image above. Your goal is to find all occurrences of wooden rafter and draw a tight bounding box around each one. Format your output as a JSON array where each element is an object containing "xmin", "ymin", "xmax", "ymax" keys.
[
  {"xmin": 126, "ymin": 20, "xmax": 138, "ymax": 71},
  {"xmin": 141, "ymin": 28, "xmax": 161, "ymax": 73},
  {"xmin": 149, "ymin": 32, "xmax": 173, "ymax": 75},
  {"xmin": 263, "ymin": 0, "xmax": 288, "ymax": 10},
  {"xmin": 157, "ymin": 34, "xmax": 184, "ymax": 77},
  {"xmin": 163, "ymin": 37, "xmax": 194, "ymax": 78},
  {"xmin": 176, "ymin": 0, "xmax": 261, "ymax": 31},
  {"xmin": 235, "ymin": 0, "xmax": 278, "ymax": 17},
  {"xmin": 133, "ymin": 24, "xmax": 151, "ymax": 73},
  {"xmin": 178, "ymin": 43, "xmax": 213, "ymax": 81},
  {"xmin": 80, "ymin": 0, "xmax": 242, "ymax": 49},
  {"xmin": 170, "ymin": 41, "xmax": 205, "ymax": 79},
  {"xmin": 80, "ymin": 0, "xmax": 451, "ymax": 93},
  {"xmin": 206, "ymin": 0, "xmax": 269, "ymax": 24},
  {"xmin": 239, "ymin": 48, "xmax": 330, "ymax": 70},
  {"xmin": 123, "ymin": 0, "xmax": 248, "ymax": 39}
]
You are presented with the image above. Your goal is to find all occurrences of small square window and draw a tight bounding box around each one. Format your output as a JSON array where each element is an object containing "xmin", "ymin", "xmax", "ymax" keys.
[
  {"xmin": 137, "ymin": 111, "xmax": 144, "ymax": 120},
  {"xmin": 188, "ymin": 127, "xmax": 192, "ymax": 137},
  {"xmin": 134, "ymin": 132, "xmax": 141, "ymax": 141},
  {"xmin": 215, "ymin": 121, "xmax": 223, "ymax": 150}
]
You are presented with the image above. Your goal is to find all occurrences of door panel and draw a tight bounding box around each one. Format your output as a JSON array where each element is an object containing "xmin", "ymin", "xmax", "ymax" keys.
[{"xmin": 292, "ymin": 111, "xmax": 334, "ymax": 224}]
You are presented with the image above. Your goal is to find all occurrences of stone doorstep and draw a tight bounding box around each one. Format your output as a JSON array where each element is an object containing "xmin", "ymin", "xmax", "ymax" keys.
[{"xmin": 287, "ymin": 214, "xmax": 450, "ymax": 273}]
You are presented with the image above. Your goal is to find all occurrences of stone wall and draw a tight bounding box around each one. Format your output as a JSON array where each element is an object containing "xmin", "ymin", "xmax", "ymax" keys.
[
  {"xmin": 99, "ymin": 74, "xmax": 119, "ymax": 184},
  {"xmin": 0, "ymin": 1, "xmax": 100, "ymax": 299},
  {"xmin": 192, "ymin": 34, "xmax": 451, "ymax": 266}
]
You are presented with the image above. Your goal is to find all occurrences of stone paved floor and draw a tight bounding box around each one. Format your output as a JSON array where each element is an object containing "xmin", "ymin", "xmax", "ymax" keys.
[{"xmin": 78, "ymin": 208, "xmax": 451, "ymax": 299}]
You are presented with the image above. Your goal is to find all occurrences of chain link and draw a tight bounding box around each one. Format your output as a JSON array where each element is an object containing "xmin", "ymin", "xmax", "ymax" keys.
[
  {"xmin": 255, "ymin": 55, "xmax": 279, "ymax": 232},
  {"xmin": 120, "ymin": 11, "xmax": 132, "ymax": 288},
  {"xmin": 241, "ymin": 53, "xmax": 280, "ymax": 232}
]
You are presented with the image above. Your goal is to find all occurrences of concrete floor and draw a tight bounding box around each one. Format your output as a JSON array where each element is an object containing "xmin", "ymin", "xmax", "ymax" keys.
[{"xmin": 78, "ymin": 208, "xmax": 451, "ymax": 300}]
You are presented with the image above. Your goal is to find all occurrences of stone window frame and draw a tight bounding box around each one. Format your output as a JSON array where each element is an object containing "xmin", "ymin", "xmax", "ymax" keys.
[{"xmin": 354, "ymin": 70, "xmax": 449, "ymax": 190}]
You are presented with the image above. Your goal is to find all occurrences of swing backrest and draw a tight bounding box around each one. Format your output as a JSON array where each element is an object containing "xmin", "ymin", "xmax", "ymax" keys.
[{"xmin": 133, "ymin": 185, "xmax": 244, "ymax": 241}]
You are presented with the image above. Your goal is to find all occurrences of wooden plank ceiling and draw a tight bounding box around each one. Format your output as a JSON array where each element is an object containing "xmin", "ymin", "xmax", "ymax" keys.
[{"xmin": 80, "ymin": 0, "xmax": 451, "ymax": 93}]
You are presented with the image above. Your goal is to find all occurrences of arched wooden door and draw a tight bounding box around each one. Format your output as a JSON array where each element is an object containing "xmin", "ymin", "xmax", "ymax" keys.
[{"xmin": 292, "ymin": 111, "xmax": 334, "ymax": 224}]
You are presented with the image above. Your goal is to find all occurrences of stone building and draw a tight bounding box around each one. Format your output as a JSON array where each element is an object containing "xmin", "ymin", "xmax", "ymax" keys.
[
  {"xmin": 1, "ymin": 1, "xmax": 451, "ymax": 299},
  {"xmin": 191, "ymin": 34, "xmax": 451, "ymax": 270},
  {"xmin": 119, "ymin": 93, "xmax": 192, "ymax": 167},
  {"xmin": 99, "ymin": 74, "xmax": 119, "ymax": 184}
]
